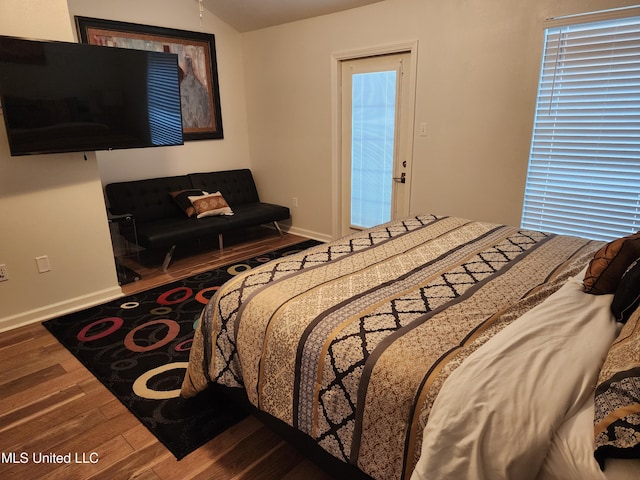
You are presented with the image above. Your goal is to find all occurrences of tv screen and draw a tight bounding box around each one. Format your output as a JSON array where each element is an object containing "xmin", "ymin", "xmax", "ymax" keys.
[{"xmin": 0, "ymin": 36, "xmax": 183, "ymax": 156}]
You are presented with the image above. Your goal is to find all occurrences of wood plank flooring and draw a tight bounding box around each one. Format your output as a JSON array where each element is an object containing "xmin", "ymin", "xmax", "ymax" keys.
[{"xmin": 0, "ymin": 229, "xmax": 335, "ymax": 480}]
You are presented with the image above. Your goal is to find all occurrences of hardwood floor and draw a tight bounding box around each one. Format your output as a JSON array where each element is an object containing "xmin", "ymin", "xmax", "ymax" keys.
[
  {"xmin": 117, "ymin": 227, "xmax": 315, "ymax": 296},
  {"xmin": 0, "ymin": 229, "xmax": 336, "ymax": 480}
]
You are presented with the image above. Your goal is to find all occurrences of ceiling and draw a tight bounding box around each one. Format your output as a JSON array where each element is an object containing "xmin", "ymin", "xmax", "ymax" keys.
[{"xmin": 203, "ymin": 0, "xmax": 386, "ymax": 32}]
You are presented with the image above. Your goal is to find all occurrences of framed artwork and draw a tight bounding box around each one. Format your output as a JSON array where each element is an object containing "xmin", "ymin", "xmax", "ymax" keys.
[{"xmin": 75, "ymin": 16, "xmax": 223, "ymax": 141}]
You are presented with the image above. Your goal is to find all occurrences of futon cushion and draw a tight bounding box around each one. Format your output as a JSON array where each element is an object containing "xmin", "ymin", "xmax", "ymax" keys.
[
  {"xmin": 188, "ymin": 170, "xmax": 260, "ymax": 206},
  {"xmin": 225, "ymin": 203, "xmax": 290, "ymax": 229},
  {"xmin": 105, "ymin": 175, "xmax": 192, "ymax": 221},
  {"xmin": 583, "ymin": 232, "xmax": 640, "ymax": 294},
  {"xmin": 134, "ymin": 216, "xmax": 231, "ymax": 249}
]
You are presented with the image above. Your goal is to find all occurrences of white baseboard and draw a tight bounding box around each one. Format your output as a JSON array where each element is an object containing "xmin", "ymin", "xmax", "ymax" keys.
[
  {"xmin": 285, "ymin": 225, "xmax": 333, "ymax": 243},
  {"xmin": 0, "ymin": 286, "xmax": 124, "ymax": 333},
  {"xmin": 0, "ymin": 228, "xmax": 330, "ymax": 333},
  {"xmin": 264, "ymin": 222, "xmax": 332, "ymax": 243}
]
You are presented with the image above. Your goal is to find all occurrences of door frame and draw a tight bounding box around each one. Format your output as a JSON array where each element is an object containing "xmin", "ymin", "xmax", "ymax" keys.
[{"xmin": 331, "ymin": 41, "xmax": 419, "ymax": 240}]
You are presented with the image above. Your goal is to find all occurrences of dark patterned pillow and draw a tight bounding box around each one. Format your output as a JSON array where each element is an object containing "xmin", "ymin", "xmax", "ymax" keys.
[
  {"xmin": 169, "ymin": 189, "xmax": 207, "ymax": 217},
  {"xmin": 594, "ymin": 307, "xmax": 640, "ymax": 469},
  {"xmin": 611, "ymin": 260, "xmax": 640, "ymax": 323},
  {"xmin": 584, "ymin": 232, "xmax": 640, "ymax": 294}
]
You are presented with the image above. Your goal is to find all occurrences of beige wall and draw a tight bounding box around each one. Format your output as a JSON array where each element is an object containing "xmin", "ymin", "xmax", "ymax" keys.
[
  {"xmin": 66, "ymin": 0, "xmax": 252, "ymax": 184},
  {"xmin": 0, "ymin": 0, "xmax": 251, "ymax": 331},
  {"xmin": 1, "ymin": 0, "xmax": 637, "ymax": 330},
  {"xmin": 243, "ymin": 0, "xmax": 639, "ymax": 239},
  {"xmin": 0, "ymin": 0, "xmax": 122, "ymax": 331}
]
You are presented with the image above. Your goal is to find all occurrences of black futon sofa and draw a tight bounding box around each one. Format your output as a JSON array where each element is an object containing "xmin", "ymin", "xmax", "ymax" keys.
[{"xmin": 105, "ymin": 169, "xmax": 290, "ymax": 270}]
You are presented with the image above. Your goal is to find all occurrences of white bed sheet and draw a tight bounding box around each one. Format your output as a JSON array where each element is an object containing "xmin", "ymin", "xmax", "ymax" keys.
[{"xmin": 411, "ymin": 270, "xmax": 640, "ymax": 480}]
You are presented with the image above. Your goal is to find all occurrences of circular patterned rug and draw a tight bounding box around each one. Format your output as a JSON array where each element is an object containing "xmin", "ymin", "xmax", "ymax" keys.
[{"xmin": 42, "ymin": 239, "xmax": 321, "ymax": 459}]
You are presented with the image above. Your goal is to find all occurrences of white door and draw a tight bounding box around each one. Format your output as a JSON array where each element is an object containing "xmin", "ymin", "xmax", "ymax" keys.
[{"xmin": 341, "ymin": 52, "xmax": 412, "ymax": 236}]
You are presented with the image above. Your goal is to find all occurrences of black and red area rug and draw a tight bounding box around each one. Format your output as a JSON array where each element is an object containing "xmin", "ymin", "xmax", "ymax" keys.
[{"xmin": 42, "ymin": 239, "xmax": 321, "ymax": 460}]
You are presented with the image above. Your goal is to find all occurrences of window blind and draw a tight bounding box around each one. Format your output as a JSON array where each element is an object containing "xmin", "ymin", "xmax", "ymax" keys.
[{"xmin": 521, "ymin": 16, "xmax": 640, "ymax": 241}]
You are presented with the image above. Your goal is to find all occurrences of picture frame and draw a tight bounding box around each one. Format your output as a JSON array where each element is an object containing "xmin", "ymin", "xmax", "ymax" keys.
[{"xmin": 75, "ymin": 16, "xmax": 223, "ymax": 141}]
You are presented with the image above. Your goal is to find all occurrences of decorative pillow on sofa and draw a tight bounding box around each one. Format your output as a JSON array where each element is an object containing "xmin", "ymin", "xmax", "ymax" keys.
[
  {"xmin": 188, "ymin": 191, "xmax": 234, "ymax": 219},
  {"xmin": 594, "ymin": 306, "xmax": 640, "ymax": 469},
  {"xmin": 169, "ymin": 189, "xmax": 207, "ymax": 218},
  {"xmin": 611, "ymin": 260, "xmax": 640, "ymax": 323},
  {"xmin": 583, "ymin": 231, "xmax": 640, "ymax": 294}
]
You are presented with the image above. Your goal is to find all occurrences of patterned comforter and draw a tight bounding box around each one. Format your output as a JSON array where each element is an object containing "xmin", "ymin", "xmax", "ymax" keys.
[{"xmin": 181, "ymin": 214, "xmax": 602, "ymax": 480}]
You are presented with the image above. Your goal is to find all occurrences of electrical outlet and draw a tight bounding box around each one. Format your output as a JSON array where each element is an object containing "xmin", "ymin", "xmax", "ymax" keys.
[
  {"xmin": 292, "ymin": 197, "xmax": 299, "ymax": 208},
  {"xmin": 0, "ymin": 264, "xmax": 7, "ymax": 281},
  {"xmin": 36, "ymin": 255, "xmax": 51, "ymax": 273}
]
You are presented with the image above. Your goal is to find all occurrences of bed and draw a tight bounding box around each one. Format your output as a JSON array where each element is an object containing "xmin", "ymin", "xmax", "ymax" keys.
[{"xmin": 181, "ymin": 214, "xmax": 640, "ymax": 479}]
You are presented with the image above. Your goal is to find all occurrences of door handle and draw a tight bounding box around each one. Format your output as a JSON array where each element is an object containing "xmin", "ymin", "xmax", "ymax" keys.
[{"xmin": 393, "ymin": 172, "xmax": 406, "ymax": 184}]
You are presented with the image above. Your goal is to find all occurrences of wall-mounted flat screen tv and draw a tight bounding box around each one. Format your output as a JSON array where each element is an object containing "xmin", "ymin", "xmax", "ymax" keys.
[{"xmin": 0, "ymin": 36, "xmax": 183, "ymax": 156}]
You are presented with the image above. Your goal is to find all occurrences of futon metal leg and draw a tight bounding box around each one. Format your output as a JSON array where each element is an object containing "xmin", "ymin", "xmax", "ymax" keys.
[
  {"xmin": 162, "ymin": 245, "xmax": 176, "ymax": 272},
  {"xmin": 273, "ymin": 221, "xmax": 284, "ymax": 237}
]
